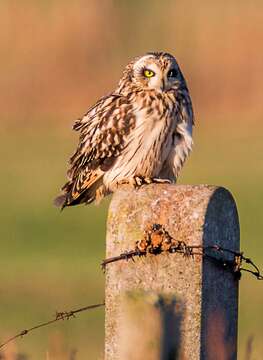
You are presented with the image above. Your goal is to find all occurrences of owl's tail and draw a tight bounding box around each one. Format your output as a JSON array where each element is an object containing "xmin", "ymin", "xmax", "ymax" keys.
[{"xmin": 54, "ymin": 170, "xmax": 106, "ymax": 209}]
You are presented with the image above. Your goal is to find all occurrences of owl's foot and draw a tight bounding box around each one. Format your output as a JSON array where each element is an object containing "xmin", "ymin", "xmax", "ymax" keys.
[
  {"xmin": 116, "ymin": 176, "xmax": 171, "ymax": 190},
  {"xmin": 133, "ymin": 176, "xmax": 172, "ymax": 187},
  {"xmin": 141, "ymin": 177, "xmax": 171, "ymax": 185},
  {"xmin": 116, "ymin": 176, "xmax": 151, "ymax": 189},
  {"xmin": 116, "ymin": 177, "xmax": 143, "ymax": 189},
  {"xmin": 151, "ymin": 178, "xmax": 172, "ymax": 184}
]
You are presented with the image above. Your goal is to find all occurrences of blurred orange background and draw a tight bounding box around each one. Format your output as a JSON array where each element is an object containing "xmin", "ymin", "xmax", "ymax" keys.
[
  {"xmin": 0, "ymin": 1, "xmax": 262, "ymax": 359},
  {"xmin": 2, "ymin": 0, "xmax": 263, "ymax": 125}
]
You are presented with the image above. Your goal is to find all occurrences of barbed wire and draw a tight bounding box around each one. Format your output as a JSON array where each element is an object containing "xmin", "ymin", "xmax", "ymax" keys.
[
  {"xmin": 101, "ymin": 223, "xmax": 263, "ymax": 280},
  {"xmin": 1, "ymin": 224, "xmax": 262, "ymax": 352},
  {"xmin": 0, "ymin": 302, "xmax": 104, "ymax": 351}
]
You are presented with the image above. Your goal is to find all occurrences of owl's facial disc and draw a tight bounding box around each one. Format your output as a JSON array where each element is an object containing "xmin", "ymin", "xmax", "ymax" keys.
[{"xmin": 132, "ymin": 54, "xmax": 180, "ymax": 92}]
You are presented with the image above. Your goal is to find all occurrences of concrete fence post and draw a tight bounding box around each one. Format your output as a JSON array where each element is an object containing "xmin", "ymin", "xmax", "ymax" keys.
[{"xmin": 105, "ymin": 184, "xmax": 240, "ymax": 360}]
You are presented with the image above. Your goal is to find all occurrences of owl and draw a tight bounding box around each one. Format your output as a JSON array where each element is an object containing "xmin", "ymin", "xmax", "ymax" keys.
[{"xmin": 54, "ymin": 52, "xmax": 194, "ymax": 208}]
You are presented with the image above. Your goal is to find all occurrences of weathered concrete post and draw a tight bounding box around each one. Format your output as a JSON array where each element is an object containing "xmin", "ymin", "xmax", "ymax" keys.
[{"xmin": 105, "ymin": 184, "xmax": 240, "ymax": 360}]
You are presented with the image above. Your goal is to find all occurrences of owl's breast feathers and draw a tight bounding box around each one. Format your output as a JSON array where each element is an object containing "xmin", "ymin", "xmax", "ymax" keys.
[{"xmin": 54, "ymin": 88, "xmax": 193, "ymax": 208}]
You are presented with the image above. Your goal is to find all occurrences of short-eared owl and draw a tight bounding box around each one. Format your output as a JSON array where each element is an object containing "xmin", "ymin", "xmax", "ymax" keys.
[{"xmin": 55, "ymin": 52, "xmax": 194, "ymax": 208}]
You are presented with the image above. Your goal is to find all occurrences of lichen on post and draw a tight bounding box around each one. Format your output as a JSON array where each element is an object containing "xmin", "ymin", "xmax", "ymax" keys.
[{"xmin": 105, "ymin": 184, "xmax": 240, "ymax": 360}]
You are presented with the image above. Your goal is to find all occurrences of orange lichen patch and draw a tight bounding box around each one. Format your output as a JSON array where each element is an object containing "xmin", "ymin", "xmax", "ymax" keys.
[
  {"xmin": 136, "ymin": 224, "xmax": 180, "ymax": 254},
  {"xmin": 136, "ymin": 238, "xmax": 148, "ymax": 253}
]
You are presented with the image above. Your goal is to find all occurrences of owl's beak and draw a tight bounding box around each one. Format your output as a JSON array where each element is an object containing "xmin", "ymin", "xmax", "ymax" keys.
[{"xmin": 160, "ymin": 78, "xmax": 165, "ymax": 91}]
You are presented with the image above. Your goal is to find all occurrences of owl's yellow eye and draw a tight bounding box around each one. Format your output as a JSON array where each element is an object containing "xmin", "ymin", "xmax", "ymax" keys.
[{"xmin": 143, "ymin": 69, "xmax": 155, "ymax": 78}]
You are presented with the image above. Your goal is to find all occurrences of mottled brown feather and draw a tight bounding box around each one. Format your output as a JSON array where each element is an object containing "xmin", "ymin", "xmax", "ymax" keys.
[{"xmin": 55, "ymin": 93, "xmax": 136, "ymax": 207}]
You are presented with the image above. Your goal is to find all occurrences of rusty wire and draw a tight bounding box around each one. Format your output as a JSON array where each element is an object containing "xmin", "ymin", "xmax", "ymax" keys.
[
  {"xmin": 0, "ymin": 302, "xmax": 104, "ymax": 351},
  {"xmin": 101, "ymin": 224, "xmax": 263, "ymax": 281}
]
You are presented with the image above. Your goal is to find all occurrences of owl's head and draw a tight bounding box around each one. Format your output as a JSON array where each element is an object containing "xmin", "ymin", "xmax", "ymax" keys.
[{"xmin": 120, "ymin": 52, "xmax": 185, "ymax": 93}]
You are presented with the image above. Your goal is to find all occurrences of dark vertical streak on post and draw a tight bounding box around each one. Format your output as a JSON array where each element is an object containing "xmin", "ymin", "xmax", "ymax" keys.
[
  {"xmin": 117, "ymin": 292, "xmax": 183, "ymax": 360},
  {"xmin": 158, "ymin": 296, "xmax": 183, "ymax": 360}
]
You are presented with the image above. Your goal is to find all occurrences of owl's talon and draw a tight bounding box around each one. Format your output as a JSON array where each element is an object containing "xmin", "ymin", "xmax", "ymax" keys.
[
  {"xmin": 152, "ymin": 178, "xmax": 171, "ymax": 184},
  {"xmin": 116, "ymin": 177, "xmax": 143, "ymax": 189},
  {"xmin": 143, "ymin": 177, "xmax": 153, "ymax": 184},
  {"xmin": 134, "ymin": 176, "xmax": 144, "ymax": 187}
]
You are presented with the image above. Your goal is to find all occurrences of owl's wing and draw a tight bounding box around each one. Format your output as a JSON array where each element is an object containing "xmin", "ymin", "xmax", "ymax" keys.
[{"xmin": 54, "ymin": 93, "xmax": 135, "ymax": 208}]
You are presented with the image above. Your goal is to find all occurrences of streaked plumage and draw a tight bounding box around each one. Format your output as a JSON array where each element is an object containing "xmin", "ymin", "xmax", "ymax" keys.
[{"xmin": 54, "ymin": 52, "xmax": 194, "ymax": 208}]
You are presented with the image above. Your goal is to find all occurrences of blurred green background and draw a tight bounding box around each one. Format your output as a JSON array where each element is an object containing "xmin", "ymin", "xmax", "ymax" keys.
[{"xmin": 0, "ymin": 0, "xmax": 262, "ymax": 359}]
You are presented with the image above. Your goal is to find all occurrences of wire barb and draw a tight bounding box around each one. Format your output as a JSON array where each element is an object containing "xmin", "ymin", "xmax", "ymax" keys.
[
  {"xmin": 0, "ymin": 302, "xmax": 105, "ymax": 351},
  {"xmin": 101, "ymin": 224, "xmax": 263, "ymax": 281}
]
